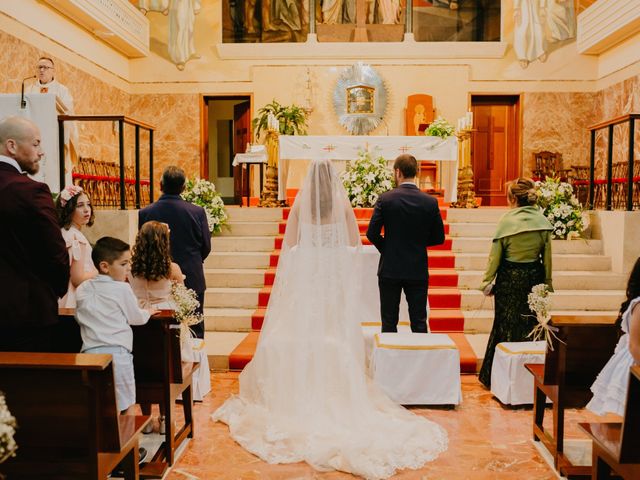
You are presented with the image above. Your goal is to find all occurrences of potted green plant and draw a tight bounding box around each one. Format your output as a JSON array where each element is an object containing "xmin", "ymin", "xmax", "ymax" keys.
[{"xmin": 252, "ymin": 99, "xmax": 308, "ymax": 140}]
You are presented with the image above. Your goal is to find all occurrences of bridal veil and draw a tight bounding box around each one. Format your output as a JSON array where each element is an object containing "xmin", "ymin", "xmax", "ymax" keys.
[{"xmin": 212, "ymin": 158, "xmax": 447, "ymax": 479}]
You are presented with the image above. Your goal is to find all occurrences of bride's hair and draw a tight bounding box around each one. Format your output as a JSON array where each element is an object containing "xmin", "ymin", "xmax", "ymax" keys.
[
  {"xmin": 309, "ymin": 160, "xmax": 334, "ymax": 223},
  {"xmin": 131, "ymin": 221, "xmax": 172, "ymax": 281}
]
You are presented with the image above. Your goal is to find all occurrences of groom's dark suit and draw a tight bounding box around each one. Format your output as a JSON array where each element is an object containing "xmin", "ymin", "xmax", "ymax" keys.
[
  {"xmin": 0, "ymin": 162, "xmax": 69, "ymax": 350},
  {"xmin": 366, "ymin": 183, "xmax": 445, "ymax": 333}
]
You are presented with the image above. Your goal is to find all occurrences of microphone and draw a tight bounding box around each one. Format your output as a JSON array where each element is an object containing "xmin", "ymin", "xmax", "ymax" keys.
[
  {"xmin": 379, "ymin": 116, "xmax": 389, "ymax": 136},
  {"xmin": 20, "ymin": 75, "xmax": 36, "ymax": 109}
]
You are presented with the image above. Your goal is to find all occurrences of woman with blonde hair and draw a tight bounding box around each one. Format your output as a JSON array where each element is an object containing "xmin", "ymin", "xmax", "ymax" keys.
[{"xmin": 478, "ymin": 178, "xmax": 554, "ymax": 388}]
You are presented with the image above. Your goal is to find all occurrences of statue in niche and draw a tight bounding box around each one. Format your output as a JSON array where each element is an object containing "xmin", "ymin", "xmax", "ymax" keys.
[
  {"xmin": 546, "ymin": 0, "xmax": 576, "ymax": 42},
  {"xmin": 513, "ymin": 0, "xmax": 547, "ymax": 68},
  {"xmin": 321, "ymin": 0, "xmax": 356, "ymax": 24},
  {"xmin": 135, "ymin": 0, "xmax": 201, "ymax": 70}
]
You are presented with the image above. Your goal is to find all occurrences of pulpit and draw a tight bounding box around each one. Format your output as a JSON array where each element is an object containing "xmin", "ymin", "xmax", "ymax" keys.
[{"xmin": 0, "ymin": 93, "xmax": 64, "ymax": 192}]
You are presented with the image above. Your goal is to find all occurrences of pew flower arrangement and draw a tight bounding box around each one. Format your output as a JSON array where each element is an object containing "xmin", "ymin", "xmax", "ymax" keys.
[
  {"xmin": 425, "ymin": 117, "xmax": 455, "ymax": 138},
  {"xmin": 535, "ymin": 177, "xmax": 585, "ymax": 240},
  {"xmin": 0, "ymin": 391, "xmax": 17, "ymax": 465},
  {"xmin": 181, "ymin": 178, "xmax": 228, "ymax": 235},
  {"xmin": 526, "ymin": 284, "xmax": 561, "ymax": 350},
  {"xmin": 171, "ymin": 283, "xmax": 204, "ymax": 349},
  {"xmin": 341, "ymin": 150, "xmax": 394, "ymax": 207}
]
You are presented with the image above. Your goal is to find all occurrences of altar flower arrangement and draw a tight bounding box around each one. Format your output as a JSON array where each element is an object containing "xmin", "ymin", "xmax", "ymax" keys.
[
  {"xmin": 526, "ymin": 284, "xmax": 561, "ymax": 350},
  {"xmin": 0, "ymin": 391, "xmax": 17, "ymax": 465},
  {"xmin": 341, "ymin": 150, "xmax": 393, "ymax": 208},
  {"xmin": 181, "ymin": 178, "xmax": 228, "ymax": 235},
  {"xmin": 535, "ymin": 177, "xmax": 585, "ymax": 239},
  {"xmin": 425, "ymin": 116, "xmax": 455, "ymax": 139}
]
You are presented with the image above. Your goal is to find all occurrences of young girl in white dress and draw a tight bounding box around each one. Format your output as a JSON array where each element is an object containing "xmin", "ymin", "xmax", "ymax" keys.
[
  {"xmin": 587, "ymin": 257, "xmax": 640, "ymax": 416},
  {"xmin": 56, "ymin": 185, "xmax": 98, "ymax": 308}
]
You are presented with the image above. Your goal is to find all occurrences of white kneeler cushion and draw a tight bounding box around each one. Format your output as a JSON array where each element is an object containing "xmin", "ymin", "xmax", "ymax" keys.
[
  {"xmin": 361, "ymin": 322, "xmax": 411, "ymax": 371},
  {"xmin": 370, "ymin": 332, "xmax": 461, "ymax": 405},
  {"xmin": 491, "ymin": 341, "xmax": 546, "ymax": 405}
]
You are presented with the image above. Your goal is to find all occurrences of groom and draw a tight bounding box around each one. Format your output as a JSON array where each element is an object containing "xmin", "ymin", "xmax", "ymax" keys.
[{"xmin": 367, "ymin": 154, "xmax": 445, "ymax": 333}]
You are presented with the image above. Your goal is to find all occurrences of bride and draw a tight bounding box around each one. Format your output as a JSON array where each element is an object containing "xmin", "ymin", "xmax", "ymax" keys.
[{"xmin": 212, "ymin": 159, "xmax": 448, "ymax": 479}]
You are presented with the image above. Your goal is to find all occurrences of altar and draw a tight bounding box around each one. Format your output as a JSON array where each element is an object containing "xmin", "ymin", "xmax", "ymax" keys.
[{"xmin": 278, "ymin": 135, "xmax": 459, "ymax": 202}]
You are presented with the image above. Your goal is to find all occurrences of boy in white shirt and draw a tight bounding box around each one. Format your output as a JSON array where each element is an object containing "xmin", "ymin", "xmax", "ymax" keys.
[{"xmin": 75, "ymin": 236, "xmax": 154, "ymax": 415}]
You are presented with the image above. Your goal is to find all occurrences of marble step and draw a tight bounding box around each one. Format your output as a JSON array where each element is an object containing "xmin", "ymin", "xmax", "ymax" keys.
[
  {"xmin": 219, "ymin": 221, "xmax": 280, "ymax": 237},
  {"xmin": 205, "ymin": 287, "xmax": 260, "ymax": 309},
  {"xmin": 457, "ymin": 270, "xmax": 627, "ymax": 290},
  {"xmin": 461, "ymin": 309, "xmax": 620, "ymax": 334},
  {"xmin": 446, "ymin": 208, "xmax": 509, "ymax": 223},
  {"xmin": 212, "ymin": 235, "xmax": 275, "ymax": 252},
  {"xmin": 204, "ymin": 307, "xmax": 253, "ymax": 332},
  {"xmin": 458, "ymin": 289, "xmax": 625, "ymax": 311},
  {"xmin": 451, "ymin": 238, "xmax": 602, "ymax": 255},
  {"xmin": 454, "ymin": 253, "xmax": 612, "ymax": 271},
  {"xmin": 225, "ymin": 206, "xmax": 283, "ymax": 222},
  {"xmin": 205, "ymin": 268, "xmax": 266, "ymax": 288},
  {"xmin": 205, "ymin": 252, "xmax": 272, "ymax": 269},
  {"xmin": 448, "ymin": 223, "xmax": 498, "ymax": 237}
]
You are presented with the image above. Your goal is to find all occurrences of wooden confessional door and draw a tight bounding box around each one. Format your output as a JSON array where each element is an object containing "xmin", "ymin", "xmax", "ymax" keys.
[
  {"xmin": 233, "ymin": 101, "xmax": 251, "ymax": 202},
  {"xmin": 471, "ymin": 96, "xmax": 521, "ymax": 206}
]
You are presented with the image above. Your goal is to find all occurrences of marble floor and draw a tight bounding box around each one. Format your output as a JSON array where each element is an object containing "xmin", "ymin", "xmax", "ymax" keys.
[{"xmin": 162, "ymin": 372, "xmax": 615, "ymax": 480}]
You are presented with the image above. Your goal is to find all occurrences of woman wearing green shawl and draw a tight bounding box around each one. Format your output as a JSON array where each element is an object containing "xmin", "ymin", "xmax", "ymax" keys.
[{"xmin": 478, "ymin": 178, "xmax": 553, "ymax": 388}]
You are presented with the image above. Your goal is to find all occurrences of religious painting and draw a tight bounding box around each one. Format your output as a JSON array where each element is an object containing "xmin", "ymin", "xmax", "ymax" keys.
[
  {"xmin": 346, "ymin": 86, "xmax": 375, "ymax": 115},
  {"xmin": 333, "ymin": 63, "xmax": 387, "ymax": 135}
]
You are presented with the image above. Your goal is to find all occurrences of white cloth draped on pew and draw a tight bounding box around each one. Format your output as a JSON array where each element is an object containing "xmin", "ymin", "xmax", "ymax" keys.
[{"xmin": 278, "ymin": 135, "xmax": 459, "ymax": 203}]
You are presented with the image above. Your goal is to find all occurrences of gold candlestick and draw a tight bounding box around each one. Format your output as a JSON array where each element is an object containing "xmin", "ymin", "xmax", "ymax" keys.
[
  {"xmin": 259, "ymin": 130, "xmax": 288, "ymax": 207},
  {"xmin": 450, "ymin": 128, "xmax": 479, "ymax": 208}
]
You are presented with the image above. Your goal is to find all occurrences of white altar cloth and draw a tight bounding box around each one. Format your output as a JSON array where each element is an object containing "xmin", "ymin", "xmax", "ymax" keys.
[{"xmin": 278, "ymin": 135, "xmax": 459, "ymax": 203}]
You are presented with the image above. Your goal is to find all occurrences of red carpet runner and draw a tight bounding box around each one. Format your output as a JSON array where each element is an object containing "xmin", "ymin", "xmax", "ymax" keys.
[{"xmin": 230, "ymin": 197, "xmax": 477, "ymax": 373}]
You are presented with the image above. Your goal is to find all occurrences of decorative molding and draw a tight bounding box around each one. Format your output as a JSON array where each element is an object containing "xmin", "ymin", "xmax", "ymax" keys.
[
  {"xmin": 41, "ymin": 0, "xmax": 149, "ymax": 58},
  {"xmin": 215, "ymin": 40, "xmax": 508, "ymax": 61},
  {"xmin": 577, "ymin": 0, "xmax": 640, "ymax": 54}
]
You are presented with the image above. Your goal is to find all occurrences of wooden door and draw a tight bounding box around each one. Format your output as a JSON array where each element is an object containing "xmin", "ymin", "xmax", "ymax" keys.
[
  {"xmin": 233, "ymin": 101, "xmax": 251, "ymax": 203},
  {"xmin": 471, "ymin": 96, "xmax": 520, "ymax": 206}
]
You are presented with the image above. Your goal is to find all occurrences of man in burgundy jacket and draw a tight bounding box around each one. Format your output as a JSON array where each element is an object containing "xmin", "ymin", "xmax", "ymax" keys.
[{"xmin": 0, "ymin": 116, "xmax": 69, "ymax": 351}]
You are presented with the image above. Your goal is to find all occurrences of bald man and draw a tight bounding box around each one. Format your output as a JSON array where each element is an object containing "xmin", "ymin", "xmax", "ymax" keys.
[{"xmin": 0, "ymin": 116, "xmax": 69, "ymax": 351}]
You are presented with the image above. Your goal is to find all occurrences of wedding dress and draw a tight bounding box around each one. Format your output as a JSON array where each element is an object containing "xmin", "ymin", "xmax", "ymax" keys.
[{"xmin": 212, "ymin": 159, "xmax": 447, "ymax": 479}]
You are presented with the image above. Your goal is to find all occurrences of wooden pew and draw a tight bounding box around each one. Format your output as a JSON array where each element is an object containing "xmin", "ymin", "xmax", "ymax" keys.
[
  {"xmin": 0, "ymin": 352, "xmax": 151, "ymax": 479},
  {"xmin": 524, "ymin": 314, "xmax": 619, "ymax": 478},
  {"xmin": 132, "ymin": 310, "xmax": 199, "ymax": 470},
  {"xmin": 579, "ymin": 366, "xmax": 640, "ymax": 479}
]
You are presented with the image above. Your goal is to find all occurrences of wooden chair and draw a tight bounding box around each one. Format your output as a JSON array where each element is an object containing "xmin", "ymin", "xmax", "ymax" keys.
[
  {"xmin": 533, "ymin": 151, "xmax": 571, "ymax": 181},
  {"xmin": 524, "ymin": 314, "xmax": 619, "ymax": 478},
  {"xmin": 0, "ymin": 352, "xmax": 151, "ymax": 480},
  {"xmin": 570, "ymin": 165, "xmax": 590, "ymax": 206},
  {"xmin": 579, "ymin": 366, "xmax": 640, "ymax": 479},
  {"xmin": 132, "ymin": 311, "xmax": 199, "ymax": 468}
]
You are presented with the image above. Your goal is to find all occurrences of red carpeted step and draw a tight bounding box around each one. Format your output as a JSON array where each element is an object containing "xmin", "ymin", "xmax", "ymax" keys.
[
  {"xmin": 429, "ymin": 269, "xmax": 459, "ymax": 287},
  {"xmin": 429, "ymin": 308, "xmax": 465, "ymax": 332},
  {"xmin": 264, "ymin": 268, "xmax": 277, "ymax": 286},
  {"xmin": 447, "ymin": 333, "xmax": 478, "ymax": 373},
  {"xmin": 275, "ymin": 236, "xmax": 283, "ymax": 249},
  {"xmin": 269, "ymin": 249, "xmax": 454, "ymax": 269},
  {"xmin": 427, "ymin": 288, "xmax": 461, "ymax": 309},
  {"xmin": 228, "ymin": 332, "xmax": 259, "ymax": 370},
  {"xmin": 251, "ymin": 308, "xmax": 266, "ymax": 330},
  {"xmin": 258, "ymin": 286, "xmax": 272, "ymax": 307}
]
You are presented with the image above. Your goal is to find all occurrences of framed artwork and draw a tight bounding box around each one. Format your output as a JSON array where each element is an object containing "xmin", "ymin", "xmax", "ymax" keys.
[{"xmin": 333, "ymin": 63, "xmax": 387, "ymax": 135}]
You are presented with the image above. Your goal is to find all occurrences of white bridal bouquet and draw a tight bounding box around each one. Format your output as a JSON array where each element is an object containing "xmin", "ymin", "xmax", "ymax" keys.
[
  {"xmin": 0, "ymin": 391, "xmax": 17, "ymax": 465},
  {"xmin": 526, "ymin": 284, "xmax": 561, "ymax": 349},
  {"xmin": 341, "ymin": 150, "xmax": 394, "ymax": 208},
  {"xmin": 535, "ymin": 177, "xmax": 586, "ymax": 240},
  {"xmin": 181, "ymin": 178, "xmax": 228, "ymax": 235}
]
